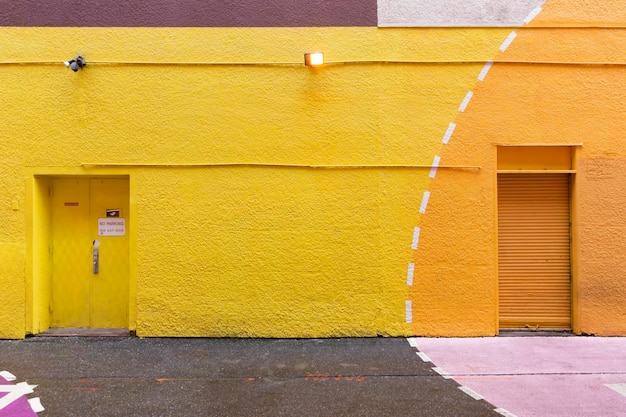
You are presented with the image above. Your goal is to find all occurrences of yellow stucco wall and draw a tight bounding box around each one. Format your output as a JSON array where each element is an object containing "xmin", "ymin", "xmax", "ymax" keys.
[
  {"xmin": 1, "ymin": 0, "xmax": 626, "ymax": 338},
  {"xmin": 2, "ymin": 27, "xmax": 510, "ymax": 337}
]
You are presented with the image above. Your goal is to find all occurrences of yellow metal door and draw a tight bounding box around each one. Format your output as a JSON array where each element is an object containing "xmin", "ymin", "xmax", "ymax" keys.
[
  {"xmin": 52, "ymin": 178, "xmax": 129, "ymax": 328},
  {"xmin": 51, "ymin": 179, "xmax": 90, "ymax": 327}
]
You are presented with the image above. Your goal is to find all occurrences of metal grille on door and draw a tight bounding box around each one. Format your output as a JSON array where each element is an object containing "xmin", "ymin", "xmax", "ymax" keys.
[{"xmin": 498, "ymin": 174, "xmax": 571, "ymax": 329}]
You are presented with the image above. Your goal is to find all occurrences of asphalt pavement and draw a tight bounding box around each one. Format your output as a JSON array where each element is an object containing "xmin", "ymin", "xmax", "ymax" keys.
[
  {"xmin": 2, "ymin": 336, "xmax": 625, "ymax": 417},
  {"xmin": 0, "ymin": 337, "xmax": 500, "ymax": 417}
]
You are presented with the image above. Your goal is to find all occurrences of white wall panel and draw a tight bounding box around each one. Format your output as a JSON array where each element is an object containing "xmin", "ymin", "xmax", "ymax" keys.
[{"xmin": 378, "ymin": 0, "xmax": 545, "ymax": 27}]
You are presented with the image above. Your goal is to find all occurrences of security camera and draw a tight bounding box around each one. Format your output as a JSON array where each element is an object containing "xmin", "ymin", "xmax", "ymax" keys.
[{"xmin": 64, "ymin": 53, "xmax": 86, "ymax": 72}]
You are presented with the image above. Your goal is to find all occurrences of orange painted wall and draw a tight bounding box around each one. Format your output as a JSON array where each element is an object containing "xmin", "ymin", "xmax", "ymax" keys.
[{"xmin": 411, "ymin": 0, "xmax": 626, "ymax": 335}]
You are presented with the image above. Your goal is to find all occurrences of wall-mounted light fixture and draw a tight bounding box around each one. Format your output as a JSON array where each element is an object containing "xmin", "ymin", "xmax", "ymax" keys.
[
  {"xmin": 63, "ymin": 53, "xmax": 86, "ymax": 72},
  {"xmin": 304, "ymin": 51, "xmax": 324, "ymax": 67}
]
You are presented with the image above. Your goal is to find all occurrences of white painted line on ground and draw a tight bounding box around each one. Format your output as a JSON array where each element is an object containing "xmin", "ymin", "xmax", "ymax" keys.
[
  {"xmin": 0, "ymin": 371, "xmax": 16, "ymax": 381},
  {"xmin": 442, "ymin": 122, "xmax": 456, "ymax": 144},
  {"xmin": 407, "ymin": 338, "xmax": 419, "ymax": 349},
  {"xmin": 429, "ymin": 155, "xmax": 441, "ymax": 178},
  {"xmin": 500, "ymin": 31, "xmax": 518, "ymax": 52},
  {"xmin": 419, "ymin": 191, "xmax": 431, "ymax": 214},
  {"xmin": 495, "ymin": 408, "xmax": 518, "ymax": 417},
  {"xmin": 459, "ymin": 91, "xmax": 474, "ymax": 112},
  {"xmin": 0, "ymin": 382, "xmax": 36, "ymax": 410},
  {"xmin": 29, "ymin": 397, "xmax": 44, "ymax": 413},
  {"xmin": 459, "ymin": 385, "xmax": 484, "ymax": 400},
  {"xmin": 416, "ymin": 352, "xmax": 431, "ymax": 362},
  {"xmin": 0, "ymin": 382, "xmax": 36, "ymax": 393},
  {"xmin": 432, "ymin": 367, "xmax": 453, "ymax": 379},
  {"xmin": 478, "ymin": 61, "xmax": 493, "ymax": 81},
  {"xmin": 606, "ymin": 383, "xmax": 626, "ymax": 398},
  {"xmin": 406, "ymin": 262, "xmax": 415, "ymax": 286},
  {"xmin": 411, "ymin": 227, "xmax": 421, "ymax": 250}
]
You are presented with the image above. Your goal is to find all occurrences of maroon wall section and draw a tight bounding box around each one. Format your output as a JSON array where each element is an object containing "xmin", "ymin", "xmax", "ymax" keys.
[{"xmin": 0, "ymin": 0, "xmax": 377, "ymax": 27}]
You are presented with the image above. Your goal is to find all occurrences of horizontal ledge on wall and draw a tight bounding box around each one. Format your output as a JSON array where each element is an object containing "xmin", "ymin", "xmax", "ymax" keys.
[
  {"xmin": 378, "ymin": 25, "xmax": 626, "ymax": 29},
  {"xmin": 497, "ymin": 170, "xmax": 576, "ymax": 174},
  {"xmin": 1, "ymin": 60, "xmax": 626, "ymax": 67},
  {"xmin": 0, "ymin": 61, "xmax": 301, "ymax": 67},
  {"xmin": 81, "ymin": 162, "xmax": 481, "ymax": 170},
  {"xmin": 323, "ymin": 60, "xmax": 626, "ymax": 67},
  {"xmin": 495, "ymin": 143, "xmax": 583, "ymax": 147}
]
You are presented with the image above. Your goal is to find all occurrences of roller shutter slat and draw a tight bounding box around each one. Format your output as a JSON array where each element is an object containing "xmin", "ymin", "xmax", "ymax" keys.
[{"xmin": 498, "ymin": 174, "xmax": 571, "ymax": 329}]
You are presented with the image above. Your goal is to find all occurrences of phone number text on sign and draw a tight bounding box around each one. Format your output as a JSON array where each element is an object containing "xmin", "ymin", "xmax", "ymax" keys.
[{"xmin": 98, "ymin": 218, "xmax": 126, "ymax": 236}]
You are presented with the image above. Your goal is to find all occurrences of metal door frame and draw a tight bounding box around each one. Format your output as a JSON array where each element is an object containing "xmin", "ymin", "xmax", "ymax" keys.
[{"xmin": 25, "ymin": 171, "xmax": 136, "ymax": 336}]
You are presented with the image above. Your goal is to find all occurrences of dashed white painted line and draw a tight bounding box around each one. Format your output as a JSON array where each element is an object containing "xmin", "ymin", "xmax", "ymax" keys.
[
  {"xmin": 405, "ymin": 300, "xmax": 412, "ymax": 323},
  {"xmin": 429, "ymin": 155, "xmax": 441, "ymax": 178},
  {"xmin": 406, "ymin": 262, "xmax": 415, "ymax": 286},
  {"xmin": 442, "ymin": 122, "xmax": 456, "ymax": 144},
  {"xmin": 411, "ymin": 226, "xmax": 421, "ymax": 250},
  {"xmin": 605, "ymin": 383, "xmax": 626, "ymax": 398},
  {"xmin": 499, "ymin": 31, "xmax": 518, "ymax": 52},
  {"xmin": 478, "ymin": 61, "xmax": 493, "ymax": 81},
  {"xmin": 406, "ymin": 340, "xmax": 528, "ymax": 416},
  {"xmin": 458, "ymin": 91, "xmax": 474, "ymax": 112},
  {"xmin": 523, "ymin": 6, "xmax": 543, "ymax": 24},
  {"xmin": 419, "ymin": 191, "xmax": 430, "ymax": 214},
  {"xmin": 432, "ymin": 367, "xmax": 453, "ymax": 379},
  {"xmin": 459, "ymin": 385, "xmax": 484, "ymax": 400},
  {"xmin": 495, "ymin": 408, "xmax": 518, "ymax": 417},
  {"xmin": 405, "ymin": 7, "xmax": 542, "ymax": 343}
]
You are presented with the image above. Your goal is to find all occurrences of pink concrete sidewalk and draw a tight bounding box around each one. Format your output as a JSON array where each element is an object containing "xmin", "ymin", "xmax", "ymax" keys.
[{"xmin": 410, "ymin": 337, "xmax": 626, "ymax": 417}]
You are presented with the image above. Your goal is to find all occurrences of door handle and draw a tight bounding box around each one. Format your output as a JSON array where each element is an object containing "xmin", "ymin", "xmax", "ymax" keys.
[{"xmin": 92, "ymin": 240, "xmax": 100, "ymax": 274}]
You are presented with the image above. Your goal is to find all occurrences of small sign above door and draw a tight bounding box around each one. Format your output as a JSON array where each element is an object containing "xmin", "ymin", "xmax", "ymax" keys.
[
  {"xmin": 98, "ymin": 218, "xmax": 126, "ymax": 236},
  {"xmin": 106, "ymin": 209, "xmax": 121, "ymax": 217}
]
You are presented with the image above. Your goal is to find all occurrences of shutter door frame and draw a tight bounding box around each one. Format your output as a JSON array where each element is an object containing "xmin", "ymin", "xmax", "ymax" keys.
[{"xmin": 498, "ymin": 173, "xmax": 572, "ymax": 329}]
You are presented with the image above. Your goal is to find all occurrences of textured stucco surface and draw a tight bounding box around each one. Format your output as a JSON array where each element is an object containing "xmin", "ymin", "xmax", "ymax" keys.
[
  {"xmin": 378, "ymin": 0, "xmax": 545, "ymax": 27},
  {"xmin": 2, "ymin": 27, "xmax": 508, "ymax": 337},
  {"xmin": 411, "ymin": 1, "xmax": 626, "ymax": 335},
  {"xmin": 0, "ymin": 0, "xmax": 377, "ymax": 27},
  {"xmin": 1, "ymin": 0, "xmax": 626, "ymax": 338}
]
